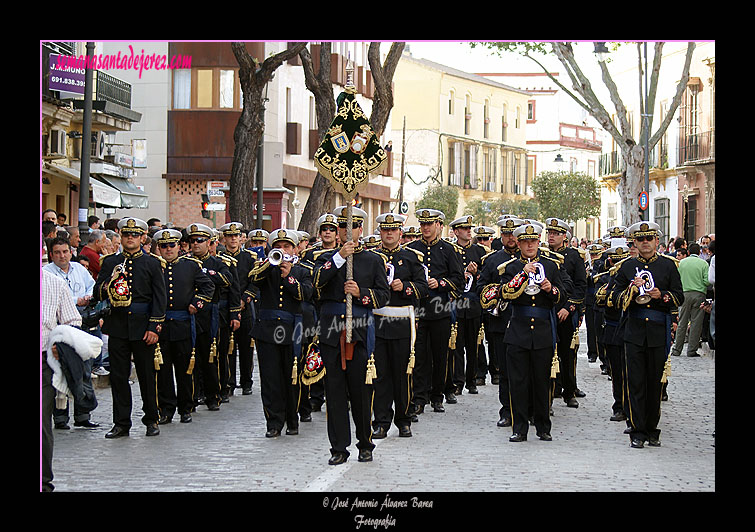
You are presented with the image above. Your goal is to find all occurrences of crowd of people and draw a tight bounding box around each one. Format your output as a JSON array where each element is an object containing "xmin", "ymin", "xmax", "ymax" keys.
[{"xmin": 41, "ymin": 206, "xmax": 715, "ymax": 490}]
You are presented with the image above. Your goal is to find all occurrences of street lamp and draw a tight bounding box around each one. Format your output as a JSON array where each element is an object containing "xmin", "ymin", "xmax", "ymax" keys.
[
  {"xmin": 593, "ymin": 42, "xmax": 609, "ymax": 62},
  {"xmin": 554, "ymin": 153, "xmax": 565, "ymax": 164}
]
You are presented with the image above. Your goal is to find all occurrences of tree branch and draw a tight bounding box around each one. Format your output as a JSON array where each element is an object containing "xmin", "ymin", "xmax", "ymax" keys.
[{"xmin": 649, "ymin": 42, "xmax": 695, "ymax": 148}]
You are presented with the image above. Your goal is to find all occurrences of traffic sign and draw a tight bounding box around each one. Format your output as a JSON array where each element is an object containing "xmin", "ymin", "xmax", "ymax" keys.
[
  {"xmin": 638, "ymin": 191, "xmax": 649, "ymax": 211},
  {"xmin": 399, "ymin": 201, "xmax": 409, "ymax": 214}
]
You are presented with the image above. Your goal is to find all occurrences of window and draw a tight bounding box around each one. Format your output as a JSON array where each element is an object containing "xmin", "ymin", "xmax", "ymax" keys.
[
  {"xmin": 527, "ymin": 100, "xmax": 535, "ymax": 121},
  {"xmin": 607, "ymin": 203, "xmax": 617, "ymax": 229},
  {"xmin": 448, "ymin": 89, "xmax": 455, "ymax": 115},
  {"xmin": 484, "ymin": 99, "xmax": 490, "ymax": 139},
  {"xmin": 515, "ymin": 106, "xmax": 521, "ymax": 128},
  {"xmin": 464, "ymin": 94, "xmax": 471, "ymax": 136},
  {"xmin": 219, "ymin": 70, "xmax": 235, "ymax": 108},
  {"xmin": 172, "ymin": 67, "xmax": 241, "ymax": 110},
  {"xmin": 502, "ymin": 104, "xmax": 508, "ymax": 142},
  {"xmin": 173, "ymin": 69, "xmax": 191, "ymax": 109},
  {"xmin": 654, "ymin": 198, "xmax": 669, "ymax": 239},
  {"xmin": 196, "ymin": 69, "xmax": 213, "ymax": 108}
]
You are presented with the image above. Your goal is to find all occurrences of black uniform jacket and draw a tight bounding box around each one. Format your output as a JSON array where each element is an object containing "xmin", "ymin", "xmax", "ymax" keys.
[
  {"xmin": 312, "ymin": 246, "xmax": 391, "ymax": 348},
  {"xmin": 223, "ymin": 247, "xmax": 258, "ymax": 317},
  {"xmin": 372, "ymin": 244, "xmax": 429, "ymax": 339},
  {"xmin": 216, "ymin": 252, "xmax": 243, "ymax": 326},
  {"xmin": 161, "ymin": 254, "xmax": 215, "ymax": 342},
  {"xmin": 455, "ymin": 242, "xmax": 488, "ymax": 319},
  {"xmin": 407, "ymin": 236, "xmax": 464, "ymax": 321},
  {"xmin": 193, "ymin": 252, "xmax": 233, "ymax": 335},
  {"xmin": 497, "ymin": 251, "xmax": 568, "ymax": 350},
  {"xmin": 608, "ymin": 253, "xmax": 683, "ymax": 348},
  {"xmin": 95, "ymin": 249, "xmax": 166, "ymax": 341},
  {"xmin": 249, "ymin": 258, "xmax": 313, "ymax": 345},
  {"xmin": 477, "ymin": 247, "xmax": 517, "ymax": 334},
  {"xmin": 550, "ymin": 245, "xmax": 586, "ymax": 315},
  {"xmin": 593, "ymin": 258, "xmax": 624, "ymax": 347}
]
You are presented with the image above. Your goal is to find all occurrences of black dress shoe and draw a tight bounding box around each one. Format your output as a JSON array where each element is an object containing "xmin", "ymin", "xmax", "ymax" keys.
[
  {"xmin": 207, "ymin": 402, "xmax": 220, "ymax": 411},
  {"xmin": 630, "ymin": 438, "xmax": 645, "ymax": 448},
  {"xmin": 54, "ymin": 422, "xmax": 70, "ymax": 430},
  {"xmin": 310, "ymin": 401, "xmax": 322, "ymax": 412},
  {"xmin": 285, "ymin": 427, "xmax": 299, "ymax": 435},
  {"xmin": 647, "ymin": 438, "xmax": 661, "ymax": 447},
  {"xmin": 413, "ymin": 404, "xmax": 424, "ymax": 415},
  {"xmin": 300, "ymin": 413, "xmax": 312, "ymax": 422},
  {"xmin": 220, "ymin": 394, "xmax": 230, "ymax": 404},
  {"xmin": 467, "ymin": 385, "xmax": 479, "ymax": 394},
  {"xmin": 328, "ymin": 452, "xmax": 348, "ymax": 466},
  {"xmin": 491, "ymin": 375, "xmax": 500, "ymax": 385},
  {"xmin": 445, "ymin": 392, "xmax": 457, "ymax": 404},
  {"xmin": 537, "ymin": 432, "xmax": 552, "ymax": 441},
  {"xmin": 575, "ymin": 389, "xmax": 586, "ymax": 398},
  {"xmin": 432, "ymin": 402, "xmax": 445, "ymax": 413},
  {"xmin": 74, "ymin": 420, "xmax": 100, "ymax": 428},
  {"xmin": 509, "ymin": 433, "xmax": 527, "ymax": 442},
  {"xmin": 371, "ymin": 426, "xmax": 388, "ymax": 439},
  {"xmin": 357, "ymin": 449, "xmax": 373, "ymax": 462},
  {"xmin": 497, "ymin": 417, "xmax": 512, "ymax": 427},
  {"xmin": 146, "ymin": 423, "xmax": 160, "ymax": 436},
  {"xmin": 566, "ymin": 397, "xmax": 579, "ymax": 408},
  {"xmin": 242, "ymin": 387, "xmax": 253, "ymax": 395},
  {"xmin": 105, "ymin": 426, "xmax": 129, "ymax": 439},
  {"xmin": 610, "ymin": 411, "xmax": 627, "ymax": 422},
  {"xmin": 180, "ymin": 413, "xmax": 192, "ymax": 423},
  {"xmin": 265, "ymin": 428, "xmax": 281, "ymax": 438},
  {"xmin": 158, "ymin": 415, "xmax": 172, "ymax": 425},
  {"xmin": 398, "ymin": 426, "xmax": 412, "ymax": 437}
]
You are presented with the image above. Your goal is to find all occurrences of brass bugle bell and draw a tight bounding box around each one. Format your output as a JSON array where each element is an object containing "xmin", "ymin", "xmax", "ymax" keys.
[
  {"xmin": 524, "ymin": 261, "xmax": 546, "ymax": 296},
  {"xmin": 268, "ymin": 248, "xmax": 298, "ymax": 266},
  {"xmin": 634, "ymin": 267, "xmax": 655, "ymax": 305}
]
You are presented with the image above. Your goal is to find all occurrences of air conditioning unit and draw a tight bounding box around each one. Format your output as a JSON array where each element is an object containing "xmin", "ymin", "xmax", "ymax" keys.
[
  {"xmin": 49, "ymin": 129, "xmax": 67, "ymax": 157},
  {"xmin": 92, "ymin": 131, "xmax": 107, "ymax": 159}
]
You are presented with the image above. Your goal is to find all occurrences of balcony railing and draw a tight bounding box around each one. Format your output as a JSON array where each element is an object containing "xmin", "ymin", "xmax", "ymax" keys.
[
  {"xmin": 599, "ymin": 143, "xmax": 671, "ymax": 177},
  {"xmin": 94, "ymin": 70, "xmax": 132, "ymax": 109},
  {"xmin": 678, "ymin": 130, "xmax": 714, "ymax": 165}
]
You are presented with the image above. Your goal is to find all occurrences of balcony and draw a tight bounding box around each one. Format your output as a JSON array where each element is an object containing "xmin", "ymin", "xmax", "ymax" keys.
[{"xmin": 678, "ymin": 130, "xmax": 715, "ymax": 165}]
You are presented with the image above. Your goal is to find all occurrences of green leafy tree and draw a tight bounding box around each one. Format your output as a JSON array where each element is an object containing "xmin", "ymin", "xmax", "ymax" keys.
[
  {"xmin": 463, "ymin": 197, "xmax": 540, "ymax": 226},
  {"xmin": 416, "ymin": 185, "xmax": 459, "ymax": 221},
  {"xmin": 530, "ymin": 170, "xmax": 601, "ymax": 225}
]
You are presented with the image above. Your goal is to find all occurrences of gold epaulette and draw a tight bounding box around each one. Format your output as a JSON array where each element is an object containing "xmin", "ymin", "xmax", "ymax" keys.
[
  {"xmin": 480, "ymin": 249, "xmax": 496, "ymax": 265},
  {"xmin": 150, "ymin": 253, "xmax": 167, "ymax": 269},
  {"xmin": 659, "ymin": 253, "xmax": 680, "ymax": 268},
  {"xmin": 243, "ymin": 248, "xmax": 258, "ymax": 260},
  {"xmin": 368, "ymin": 247, "xmax": 388, "ymax": 266},
  {"xmin": 539, "ymin": 247, "xmax": 564, "ymax": 264},
  {"xmin": 99, "ymin": 252, "xmax": 115, "ymax": 268},
  {"xmin": 401, "ymin": 245, "xmax": 424, "ymax": 262},
  {"xmin": 179, "ymin": 254, "xmax": 204, "ymax": 267},
  {"xmin": 609, "ymin": 256, "xmax": 632, "ymax": 276},
  {"xmin": 219, "ymin": 253, "xmax": 237, "ymax": 268},
  {"xmin": 496, "ymin": 256, "xmax": 519, "ymax": 274}
]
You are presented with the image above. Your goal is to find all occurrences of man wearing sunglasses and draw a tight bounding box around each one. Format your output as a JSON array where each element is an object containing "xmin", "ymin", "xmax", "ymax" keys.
[
  {"xmin": 609, "ymin": 221, "xmax": 683, "ymax": 448},
  {"xmin": 187, "ymin": 223, "xmax": 234, "ymax": 412},
  {"xmin": 94, "ymin": 217, "xmax": 166, "ymax": 438},
  {"xmin": 153, "ymin": 229, "xmax": 214, "ymax": 424}
]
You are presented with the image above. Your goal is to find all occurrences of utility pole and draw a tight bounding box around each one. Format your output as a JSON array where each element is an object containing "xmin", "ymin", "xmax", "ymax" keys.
[
  {"xmin": 398, "ymin": 116, "xmax": 406, "ymax": 208},
  {"xmin": 643, "ymin": 42, "xmax": 650, "ymax": 222},
  {"xmin": 78, "ymin": 42, "xmax": 95, "ymax": 234}
]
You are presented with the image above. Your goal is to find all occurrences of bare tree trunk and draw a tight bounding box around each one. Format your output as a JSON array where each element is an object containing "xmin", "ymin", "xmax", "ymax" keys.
[
  {"xmin": 229, "ymin": 42, "xmax": 307, "ymax": 230},
  {"xmin": 367, "ymin": 42, "xmax": 405, "ymax": 136},
  {"xmin": 297, "ymin": 44, "xmax": 337, "ymax": 235},
  {"xmin": 618, "ymin": 144, "xmax": 646, "ymax": 227}
]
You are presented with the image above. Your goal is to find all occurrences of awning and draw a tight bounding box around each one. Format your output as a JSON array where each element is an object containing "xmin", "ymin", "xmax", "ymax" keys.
[
  {"xmin": 43, "ymin": 163, "xmax": 122, "ymax": 207},
  {"xmin": 94, "ymin": 175, "xmax": 149, "ymax": 209}
]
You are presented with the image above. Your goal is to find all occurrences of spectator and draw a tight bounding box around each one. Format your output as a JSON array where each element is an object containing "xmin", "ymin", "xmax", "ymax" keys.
[
  {"xmin": 64, "ymin": 225, "xmax": 82, "ymax": 256},
  {"xmin": 699, "ymin": 235, "xmax": 712, "ymax": 261},
  {"xmin": 676, "ymin": 248, "xmax": 688, "ymax": 260},
  {"xmin": 79, "ymin": 229, "xmax": 107, "ymax": 280},
  {"xmin": 102, "ymin": 218, "xmax": 120, "ymax": 233},
  {"xmin": 671, "ymin": 237, "xmax": 686, "ymax": 258},
  {"xmin": 671, "ymin": 243, "xmax": 709, "ymax": 358},
  {"xmin": 42, "ymin": 269, "xmax": 83, "ymax": 492},
  {"xmin": 147, "ymin": 217, "xmax": 162, "ymax": 229},
  {"xmin": 43, "ymin": 209, "xmax": 58, "ymax": 223},
  {"xmin": 57, "ymin": 212, "xmax": 67, "ymax": 227},
  {"xmin": 43, "ymin": 237, "xmax": 102, "ymax": 430}
]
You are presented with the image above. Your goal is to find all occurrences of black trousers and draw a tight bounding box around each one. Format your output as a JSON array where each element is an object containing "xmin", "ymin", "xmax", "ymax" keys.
[
  {"xmin": 157, "ymin": 338, "xmax": 194, "ymax": 417},
  {"xmin": 491, "ymin": 332, "xmax": 510, "ymax": 419},
  {"xmin": 373, "ymin": 336, "xmax": 413, "ymax": 430},
  {"xmin": 605, "ymin": 343, "xmax": 627, "ymax": 416},
  {"xmin": 298, "ymin": 334, "xmax": 317, "ymax": 418},
  {"xmin": 194, "ymin": 331, "xmax": 221, "ymax": 406},
  {"xmin": 555, "ymin": 319, "xmax": 578, "ymax": 400},
  {"xmin": 506, "ymin": 343, "xmax": 552, "ymax": 437},
  {"xmin": 624, "ymin": 341, "xmax": 666, "ymax": 442},
  {"xmin": 585, "ymin": 305, "xmax": 600, "ymax": 361},
  {"xmin": 453, "ymin": 315, "xmax": 481, "ymax": 390},
  {"xmin": 414, "ymin": 317, "xmax": 452, "ymax": 406},
  {"xmin": 108, "ymin": 336, "xmax": 159, "ymax": 428},
  {"xmin": 320, "ymin": 341, "xmax": 375, "ymax": 456},
  {"xmin": 42, "ymin": 352, "xmax": 55, "ymax": 491},
  {"xmin": 229, "ymin": 311, "xmax": 255, "ymax": 391},
  {"xmin": 217, "ymin": 324, "xmax": 233, "ymax": 397},
  {"xmin": 256, "ymin": 339, "xmax": 300, "ymax": 432}
]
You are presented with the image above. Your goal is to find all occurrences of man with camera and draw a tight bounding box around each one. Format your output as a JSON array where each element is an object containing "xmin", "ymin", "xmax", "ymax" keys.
[
  {"xmin": 249, "ymin": 229, "xmax": 313, "ymax": 438},
  {"xmin": 44, "ymin": 236, "xmax": 101, "ymax": 429},
  {"xmin": 609, "ymin": 221, "xmax": 684, "ymax": 448},
  {"xmin": 94, "ymin": 218, "xmax": 166, "ymax": 438}
]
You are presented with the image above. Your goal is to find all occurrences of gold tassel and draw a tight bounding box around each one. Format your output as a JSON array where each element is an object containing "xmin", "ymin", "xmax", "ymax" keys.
[
  {"xmin": 291, "ymin": 356, "xmax": 298, "ymax": 385},
  {"xmin": 570, "ymin": 329, "xmax": 580, "ymax": 349},
  {"xmin": 153, "ymin": 342, "xmax": 163, "ymax": 370},
  {"xmin": 365, "ymin": 354, "xmax": 377, "ymax": 384},
  {"xmin": 477, "ymin": 323, "xmax": 485, "ymax": 346},
  {"xmin": 228, "ymin": 332, "xmax": 235, "ymax": 355},
  {"xmin": 550, "ymin": 347, "xmax": 560, "ymax": 379},
  {"xmin": 250, "ymin": 338, "xmax": 255, "ymax": 348},
  {"xmin": 406, "ymin": 352, "xmax": 415, "ymax": 375},
  {"xmin": 209, "ymin": 338, "xmax": 217, "ymax": 364},
  {"xmin": 186, "ymin": 348, "xmax": 196, "ymax": 375},
  {"xmin": 449, "ymin": 322, "xmax": 457, "ymax": 350},
  {"xmin": 661, "ymin": 355, "xmax": 671, "ymax": 383}
]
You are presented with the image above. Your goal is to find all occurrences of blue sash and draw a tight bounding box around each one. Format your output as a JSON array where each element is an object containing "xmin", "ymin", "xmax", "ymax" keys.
[
  {"xmin": 166, "ymin": 310, "xmax": 196, "ymax": 349},
  {"xmin": 258, "ymin": 309, "xmax": 304, "ymax": 358},
  {"xmin": 628, "ymin": 308, "xmax": 673, "ymax": 355},
  {"xmin": 320, "ymin": 302, "xmax": 375, "ymax": 357},
  {"xmin": 512, "ymin": 304, "xmax": 558, "ymax": 349}
]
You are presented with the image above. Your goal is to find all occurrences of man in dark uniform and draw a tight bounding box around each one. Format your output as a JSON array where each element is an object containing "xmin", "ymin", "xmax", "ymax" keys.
[
  {"xmin": 215, "ymin": 231, "xmax": 242, "ymax": 404},
  {"xmin": 585, "ymin": 242, "xmax": 606, "ymax": 366},
  {"xmin": 249, "ymin": 229, "xmax": 313, "ymax": 438},
  {"xmin": 497, "ymin": 223, "xmax": 569, "ymax": 442},
  {"xmin": 371, "ymin": 213, "xmax": 429, "ymax": 439},
  {"xmin": 594, "ymin": 237, "xmax": 631, "ymax": 424},
  {"xmin": 449, "ymin": 216, "xmax": 488, "ymax": 396},
  {"xmin": 472, "ymin": 225, "xmax": 496, "ymax": 386},
  {"xmin": 299, "ymin": 213, "xmax": 340, "ymax": 415},
  {"xmin": 478, "ymin": 216, "xmax": 522, "ymax": 427},
  {"xmin": 248, "ymin": 229, "xmax": 270, "ymax": 259},
  {"xmin": 546, "ymin": 217, "xmax": 587, "ymax": 408},
  {"xmin": 407, "ymin": 209, "xmax": 465, "ymax": 414},
  {"xmin": 188, "ymin": 223, "xmax": 234, "ymax": 412},
  {"xmin": 94, "ymin": 217, "xmax": 166, "ymax": 438},
  {"xmin": 219, "ymin": 222, "xmax": 258, "ymax": 396},
  {"xmin": 312, "ymin": 206, "xmax": 390, "ymax": 465},
  {"xmin": 609, "ymin": 221, "xmax": 683, "ymax": 448},
  {"xmin": 401, "ymin": 225, "xmax": 420, "ymax": 245},
  {"xmin": 153, "ymin": 229, "xmax": 215, "ymax": 425}
]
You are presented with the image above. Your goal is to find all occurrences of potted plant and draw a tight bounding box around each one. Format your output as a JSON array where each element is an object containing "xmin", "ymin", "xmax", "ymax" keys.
[{"xmin": 464, "ymin": 176, "xmax": 471, "ymax": 189}]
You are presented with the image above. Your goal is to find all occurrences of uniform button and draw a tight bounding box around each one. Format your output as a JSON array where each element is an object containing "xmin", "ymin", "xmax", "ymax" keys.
[
  {"xmin": 530, "ymin": 326, "xmax": 534, "ymax": 330},
  {"xmin": 645, "ymin": 318, "xmax": 649, "ymax": 322},
  {"xmin": 340, "ymin": 314, "xmax": 345, "ymax": 319},
  {"xmin": 532, "ymin": 303, "xmax": 536, "ymax": 307},
  {"xmin": 531, "ymin": 318, "xmax": 535, "ymax": 322}
]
